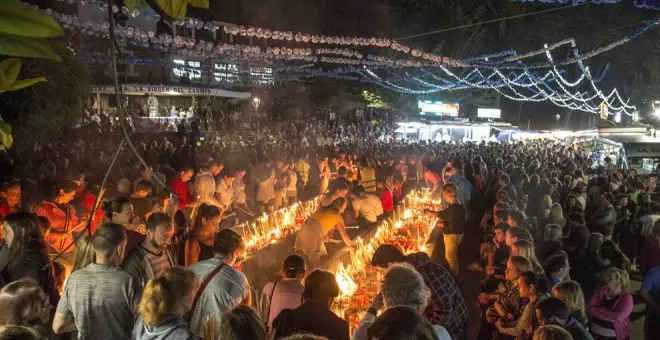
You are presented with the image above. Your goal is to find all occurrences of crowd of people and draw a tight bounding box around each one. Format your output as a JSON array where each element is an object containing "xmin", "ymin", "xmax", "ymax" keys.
[{"xmin": 1, "ymin": 110, "xmax": 660, "ymax": 340}]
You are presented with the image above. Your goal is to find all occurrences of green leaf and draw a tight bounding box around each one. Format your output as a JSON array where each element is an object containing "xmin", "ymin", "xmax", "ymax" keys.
[
  {"xmin": 0, "ymin": 120, "xmax": 12, "ymax": 149},
  {"xmin": 188, "ymin": 0, "xmax": 210, "ymax": 9},
  {"xmin": 0, "ymin": 58, "xmax": 21, "ymax": 88},
  {"xmin": 124, "ymin": 0, "xmax": 143, "ymax": 10},
  {"xmin": 155, "ymin": 0, "xmax": 188, "ymax": 19},
  {"xmin": 0, "ymin": 76, "xmax": 46, "ymax": 92},
  {"xmin": 0, "ymin": 1, "xmax": 64, "ymax": 38},
  {"xmin": 0, "ymin": 34, "xmax": 60, "ymax": 60}
]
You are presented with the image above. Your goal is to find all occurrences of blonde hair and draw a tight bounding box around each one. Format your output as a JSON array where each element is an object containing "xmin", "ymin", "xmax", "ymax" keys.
[
  {"xmin": 72, "ymin": 235, "xmax": 95, "ymax": 272},
  {"xmin": 513, "ymin": 240, "xmax": 544, "ymax": 275},
  {"xmin": 533, "ymin": 325, "xmax": 572, "ymax": 340},
  {"xmin": 543, "ymin": 224, "xmax": 563, "ymax": 242},
  {"xmin": 607, "ymin": 267, "xmax": 630, "ymax": 290},
  {"xmin": 509, "ymin": 256, "xmax": 533, "ymax": 274},
  {"xmin": 138, "ymin": 267, "xmax": 198, "ymax": 326},
  {"xmin": 552, "ymin": 281, "xmax": 586, "ymax": 324}
]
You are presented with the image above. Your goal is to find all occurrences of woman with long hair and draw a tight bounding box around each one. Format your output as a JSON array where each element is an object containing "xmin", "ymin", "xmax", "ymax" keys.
[
  {"xmin": 1, "ymin": 213, "xmax": 58, "ymax": 305},
  {"xmin": 133, "ymin": 267, "xmax": 198, "ymax": 340},
  {"xmin": 533, "ymin": 325, "xmax": 572, "ymax": 340},
  {"xmin": 496, "ymin": 271, "xmax": 551, "ymax": 338},
  {"xmin": 218, "ymin": 306, "xmax": 266, "ymax": 340},
  {"xmin": 294, "ymin": 198, "xmax": 353, "ymax": 267},
  {"xmin": 0, "ymin": 278, "xmax": 52, "ymax": 338},
  {"xmin": 552, "ymin": 280, "xmax": 587, "ymax": 326},
  {"xmin": 183, "ymin": 204, "xmax": 221, "ymax": 266},
  {"xmin": 537, "ymin": 204, "xmax": 565, "ymax": 242},
  {"xmin": 599, "ymin": 240, "xmax": 631, "ymax": 273},
  {"xmin": 102, "ymin": 196, "xmax": 146, "ymax": 251},
  {"xmin": 587, "ymin": 268, "xmax": 633, "ymax": 340},
  {"xmin": 511, "ymin": 240, "xmax": 545, "ymax": 275},
  {"xmin": 71, "ymin": 235, "xmax": 95, "ymax": 273}
]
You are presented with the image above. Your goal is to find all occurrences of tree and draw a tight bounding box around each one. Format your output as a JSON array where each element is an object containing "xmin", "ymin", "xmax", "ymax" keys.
[
  {"xmin": 0, "ymin": 0, "xmax": 66, "ymax": 148},
  {"xmin": 0, "ymin": 42, "xmax": 91, "ymax": 143}
]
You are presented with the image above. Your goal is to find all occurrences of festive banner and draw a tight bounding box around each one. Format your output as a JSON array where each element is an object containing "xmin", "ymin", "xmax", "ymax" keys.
[{"xmin": 90, "ymin": 84, "xmax": 252, "ymax": 98}]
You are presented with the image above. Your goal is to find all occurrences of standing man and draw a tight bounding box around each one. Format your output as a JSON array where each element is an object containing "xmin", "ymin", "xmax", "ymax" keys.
[
  {"xmin": 121, "ymin": 213, "xmax": 176, "ymax": 287},
  {"xmin": 359, "ymin": 159, "xmax": 377, "ymax": 193},
  {"xmin": 194, "ymin": 159, "xmax": 224, "ymax": 209},
  {"xmin": 53, "ymin": 223, "xmax": 141, "ymax": 340},
  {"xmin": 425, "ymin": 184, "xmax": 465, "ymax": 276},
  {"xmin": 188, "ymin": 229, "xmax": 251, "ymax": 337}
]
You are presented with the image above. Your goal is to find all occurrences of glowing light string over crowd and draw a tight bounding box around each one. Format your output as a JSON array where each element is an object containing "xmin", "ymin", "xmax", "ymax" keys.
[
  {"xmin": 41, "ymin": 2, "xmax": 658, "ymax": 117},
  {"xmin": 509, "ymin": 0, "xmax": 660, "ymax": 11}
]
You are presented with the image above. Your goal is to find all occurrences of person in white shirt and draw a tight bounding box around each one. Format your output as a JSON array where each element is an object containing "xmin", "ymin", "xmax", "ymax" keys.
[
  {"xmin": 215, "ymin": 169, "xmax": 236, "ymax": 212},
  {"xmin": 352, "ymin": 185, "xmax": 383, "ymax": 228},
  {"xmin": 286, "ymin": 160, "xmax": 298, "ymax": 205},
  {"xmin": 193, "ymin": 159, "xmax": 224, "ymax": 209}
]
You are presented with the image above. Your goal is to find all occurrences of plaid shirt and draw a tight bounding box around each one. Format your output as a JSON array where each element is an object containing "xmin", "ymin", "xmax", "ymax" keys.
[{"xmin": 406, "ymin": 252, "xmax": 469, "ymax": 339}]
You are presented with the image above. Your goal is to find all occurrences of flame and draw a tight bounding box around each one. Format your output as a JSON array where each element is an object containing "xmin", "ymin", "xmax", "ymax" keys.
[
  {"xmin": 336, "ymin": 263, "xmax": 357, "ymax": 297},
  {"xmin": 402, "ymin": 209, "xmax": 413, "ymax": 220},
  {"xmin": 241, "ymin": 196, "xmax": 322, "ymax": 254}
]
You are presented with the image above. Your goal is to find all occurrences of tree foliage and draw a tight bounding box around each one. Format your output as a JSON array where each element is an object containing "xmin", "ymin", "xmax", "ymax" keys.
[{"xmin": 0, "ymin": 43, "xmax": 91, "ymax": 143}]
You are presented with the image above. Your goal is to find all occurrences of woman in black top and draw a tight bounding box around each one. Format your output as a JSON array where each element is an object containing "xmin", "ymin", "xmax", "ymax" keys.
[
  {"xmin": 1, "ymin": 212, "xmax": 58, "ymax": 306},
  {"xmin": 182, "ymin": 204, "xmax": 221, "ymax": 266}
]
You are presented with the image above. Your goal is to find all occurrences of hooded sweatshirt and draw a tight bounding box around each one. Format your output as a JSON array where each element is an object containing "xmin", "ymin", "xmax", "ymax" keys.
[{"xmin": 132, "ymin": 316, "xmax": 195, "ymax": 340}]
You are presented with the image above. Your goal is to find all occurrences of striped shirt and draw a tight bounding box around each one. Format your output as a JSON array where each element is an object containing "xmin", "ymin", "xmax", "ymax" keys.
[
  {"xmin": 590, "ymin": 297, "xmax": 618, "ymax": 340},
  {"xmin": 189, "ymin": 258, "xmax": 250, "ymax": 338}
]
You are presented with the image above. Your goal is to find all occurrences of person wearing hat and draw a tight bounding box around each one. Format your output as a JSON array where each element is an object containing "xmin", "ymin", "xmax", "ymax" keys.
[{"xmin": 260, "ymin": 255, "xmax": 306, "ymax": 331}]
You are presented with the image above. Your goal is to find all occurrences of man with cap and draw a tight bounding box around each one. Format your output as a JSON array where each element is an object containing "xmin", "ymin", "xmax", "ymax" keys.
[{"xmin": 260, "ymin": 254, "xmax": 307, "ymax": 331}]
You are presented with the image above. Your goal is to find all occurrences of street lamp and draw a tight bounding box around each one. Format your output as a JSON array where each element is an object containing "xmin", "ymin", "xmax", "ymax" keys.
[{"xmin": 252, "ymin": 97, "xmax": 261, "ymax": 110}]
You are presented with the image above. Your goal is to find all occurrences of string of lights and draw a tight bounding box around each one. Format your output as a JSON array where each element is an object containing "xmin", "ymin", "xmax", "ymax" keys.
[{"xmin": 510, "ymin": 0, "xmax": 660, "ymax": 10}]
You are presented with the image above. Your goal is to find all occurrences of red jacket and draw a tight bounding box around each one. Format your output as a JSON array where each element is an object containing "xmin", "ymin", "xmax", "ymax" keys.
[
  {"xmin": 170, "ymin": 177, "xmax": 191, "ymax": 209},
  {"xmin": 0, "ymin": 199, "xmax": 15, "ymax": 219},
  {"xmin": 379, "ymin": 189, "xmax": 394, "ymax": 213}
]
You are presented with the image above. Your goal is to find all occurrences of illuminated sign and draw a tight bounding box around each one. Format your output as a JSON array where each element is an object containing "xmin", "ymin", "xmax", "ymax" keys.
[
  {"xmin": 417, "ymin": 100, "xmax": 459, "ymax": 116},
  {"xmin": 477, "ymin": 108, "xmax": 501, "ymax": 119},
  {"xmin": 600, "ymin": 101, "xmax": 608, "ymax": 120}
]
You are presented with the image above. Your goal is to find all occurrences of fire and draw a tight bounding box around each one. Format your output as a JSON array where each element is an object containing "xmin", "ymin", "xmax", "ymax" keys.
[
  {"xmin": 336, "ymin": 263, "xmax": 357, "ymax": 297},
  {"xmin": 239, "ymin": 196, "xmax": 321, "ymax": 254},
  {"xmin": 330, "ymin": 189, "xmax": 439, "ymax": 329}
]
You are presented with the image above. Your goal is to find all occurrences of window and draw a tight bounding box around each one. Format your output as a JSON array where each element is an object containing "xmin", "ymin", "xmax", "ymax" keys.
[
  {"xmin": 249, "ymin": 66, "xmax": 274, "ymax": 85},
  {"xmin": 176, "ymin": 25, "xmax": 195, "ymax": 39},
  {"xmin": 214, "ymin": 63, "xmax": 240, "ymax": 84},
  {"xmin": 172, "ymin": 59, "xmax": 202, "ymax": 80}
]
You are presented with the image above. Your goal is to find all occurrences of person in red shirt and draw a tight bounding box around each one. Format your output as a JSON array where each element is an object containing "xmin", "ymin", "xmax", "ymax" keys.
[
  {"xmin": 377, "ymin": 179, "xmax": 393, "ymax": 214},
  {"xmin": 0, "ymin": 180, "xmax": 21, "ymax": 220},
  {"xmin": 641, "ymin": 221, "xmax": 660, "ymax": 274},
  {"xmin": 170, "ymin": 165, "xmax": 194, "ymax": 210},
  {"xmin": 424, "ymin": 168, "xmax": 441, "ymax": 194},
  {"xmin": 34, "ymin": 180, "xmax": 83, "ymax": 267}
]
